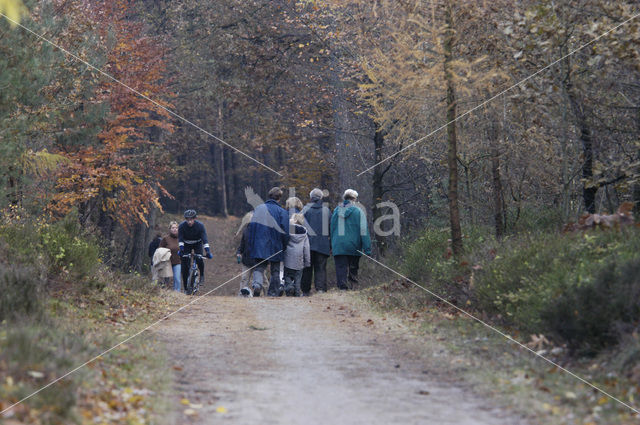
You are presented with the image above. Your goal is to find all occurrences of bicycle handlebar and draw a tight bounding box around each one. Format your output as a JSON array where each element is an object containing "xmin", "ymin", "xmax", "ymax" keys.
[{"xmin": 182, "ymin": 253, "xmax": 206, "ymax": 259}]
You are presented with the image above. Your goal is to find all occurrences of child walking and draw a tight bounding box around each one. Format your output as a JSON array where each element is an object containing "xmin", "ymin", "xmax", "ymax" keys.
[{"xmin": 283, "ymin": 213, "xmax": 311, "ymax": 297}]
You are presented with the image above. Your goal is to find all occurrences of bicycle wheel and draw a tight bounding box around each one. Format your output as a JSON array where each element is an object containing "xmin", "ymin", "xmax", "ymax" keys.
[
  {"xmin": 186, "ymin": 267, "xmax": 196, "ymax": 295},
  {"xmin": 191, "ymin": 269, "xmax": 200, "ymax": 294}
]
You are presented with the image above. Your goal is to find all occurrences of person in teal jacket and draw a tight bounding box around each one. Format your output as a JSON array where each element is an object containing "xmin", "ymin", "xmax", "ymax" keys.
[{"xmin": 330, "ymin": 189, "xmax": 371, "ymax": 290}]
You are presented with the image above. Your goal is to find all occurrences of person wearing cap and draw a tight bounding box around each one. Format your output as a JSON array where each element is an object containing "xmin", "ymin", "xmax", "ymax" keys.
[
  {"xmin": 178, "ymin": 209, "xmax": 212, "ymax": 294},
  {"xmin": 301, "ymin": 188, "xmax": 331, "ymax": 295},
  {"xmin": 247, "ymin": 187, "xmax": 290, "ymax": 296},
  {"xmin": 330, "ymin": 189, "xmax": 371, "ymax": 290}
]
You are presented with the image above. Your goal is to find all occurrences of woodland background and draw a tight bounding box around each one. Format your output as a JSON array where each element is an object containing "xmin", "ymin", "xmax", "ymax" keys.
[
  {"xmin": 2, "ymin": 1, "xmax": 640, "ymax": 423},
  {"xmin": 2, "ymin": 0, "xmax": 639, "ymax": 269}
]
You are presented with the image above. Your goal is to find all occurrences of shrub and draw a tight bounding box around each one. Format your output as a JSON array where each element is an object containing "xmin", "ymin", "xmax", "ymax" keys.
[
  {"xmin": 39, "ymin": 216, "xmax": 101, "ymax": 279},
  {"xmin": 0, "ymin": 211, "xmax": 102, "ymax": 279},
  {"xmin": 505, "ymin": 206, "xmax": 564, "ymax": 234},
  {"xmin": 1, "ymin": 323, "xmax": 85, "ymax": 423},
  {"xmin": 0, "ymin": 265, "xmax": 45, "ymax": 321},
  {"xmin": 401, "ymin": 225, "xmax": 493, "ymax": 301},
  {"xmin": 473, "ymin": 228, "xmax": 640, "ymax": 353},
  {"xmin": 544, "ymin": 257, "xmax": 640, "ymax": 355}
]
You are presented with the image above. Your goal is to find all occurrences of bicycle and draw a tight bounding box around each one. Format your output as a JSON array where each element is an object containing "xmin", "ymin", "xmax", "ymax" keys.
[{"xmin": 182, "ymin": 252, "xmax": 205, "ymax": 295}]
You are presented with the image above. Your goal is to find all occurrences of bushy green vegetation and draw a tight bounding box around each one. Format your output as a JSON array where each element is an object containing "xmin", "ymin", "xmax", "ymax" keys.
[
  {"xmin": 0, "ymin": 209, "xmax": 173, "ymax": 424},
  {"xmin": 474, "ymin": 228, "xmax": 640, "ymax": 354},
  {"xmin": 0, "ymin": 210, "xmax": 101, "ymax": 279},
  {"xmin": 398, "ymin": 215, "xmax": 640, "ymax": 356},
  {"xmin": 0, "ymin": 266, "xmax": 45, "ymax": 321},
  {"xmin": 401, "ymin": 225, "xmax": 494, "ymax": 301}
]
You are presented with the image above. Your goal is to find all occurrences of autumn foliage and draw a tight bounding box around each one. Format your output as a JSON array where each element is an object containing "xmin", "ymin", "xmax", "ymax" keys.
[{"xmin": 49, "ymin": 0, "xmax": 174, "ymax": 228}]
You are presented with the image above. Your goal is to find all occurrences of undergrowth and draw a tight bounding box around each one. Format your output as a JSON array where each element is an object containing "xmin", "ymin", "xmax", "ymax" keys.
[{"xmin": 0, "ymin": 208, "xmax": 175, "ymax": 424}]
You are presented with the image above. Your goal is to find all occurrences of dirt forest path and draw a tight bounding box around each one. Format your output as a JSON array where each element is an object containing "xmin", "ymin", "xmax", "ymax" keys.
[{"xmin": 154, "ymin": 216, "xmax": 528, "ymax": 424}]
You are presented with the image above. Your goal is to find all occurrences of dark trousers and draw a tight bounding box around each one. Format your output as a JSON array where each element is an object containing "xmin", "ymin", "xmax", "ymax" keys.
[
  {"xmin": 181, "ymin": 243, "xmax": 204, "ymax": 292},
  {"xmin": 254, "ymin": 260, "xmax": 282, "ymax": 296},
  {"xmin": 301, "ymin": 251, "xmax": 329, "ymax": 294},
  {"xmin": 283, "ymin": 267, "xmax": 303, "ymax": 297},
  {"xmin": 334, "ymin": 255, "xmax": 360, "ymax": 290}
]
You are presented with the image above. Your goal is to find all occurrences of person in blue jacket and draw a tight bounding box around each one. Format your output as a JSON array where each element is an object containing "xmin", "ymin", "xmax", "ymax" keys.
[
  {"xmin": 247, "ymin": 187, "xmax": 290, "ymax": 296},
  {"xmin": 178, "ymin": 209, "xmax": 212, "ymax": 294},
  {"xmin": 330, "ymin": 189, "xmax": 371, "ymax": 290}
]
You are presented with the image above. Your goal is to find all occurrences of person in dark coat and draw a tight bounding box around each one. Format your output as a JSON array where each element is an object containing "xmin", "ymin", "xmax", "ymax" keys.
[
  {"xmin": 178, "ymin": 209, "xmax": 212, "ymax": 295},
  {"xmin": 148, "ymin": 227, "xmax": 162, "ymax": 259},
  {"xmin": 247, "ymin": 187, "xmax": 290, "ymax": 296},
  {"xmin": 301, "ymin": 188, "xmax": 331, "ymax": 295},
  {"xmin": 330, "ymin": 189, "xmax": 371, "ymax": 290}
]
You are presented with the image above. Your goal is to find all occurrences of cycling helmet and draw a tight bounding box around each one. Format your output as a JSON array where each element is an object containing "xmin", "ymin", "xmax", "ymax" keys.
[{"xmin": 184, "ymin": 209, "xmax": 197, "ymax": 218}]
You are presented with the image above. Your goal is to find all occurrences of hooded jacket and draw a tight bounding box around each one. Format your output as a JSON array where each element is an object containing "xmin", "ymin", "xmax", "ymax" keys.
[
  {"xmin": 247, "ymin": 199, "xmax": 290, "ymax": 262},
  {"xmin": 330, "ymin": 201, "xmax": 372, "ymax": 256},
  {"xmin": 302, "ymin": 199, "xmax": 331, "ymax": 256},
  {"xmin": 284, "ymin": 224, "xmax": 311, "ymax": 270}
]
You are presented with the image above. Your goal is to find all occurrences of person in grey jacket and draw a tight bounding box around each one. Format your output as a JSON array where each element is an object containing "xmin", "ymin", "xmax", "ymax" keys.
[
  {"xmin": 283, "ymin": 213, "xmax": 311, "ymax": 297},
  {"xmin": 301, "ymin": 188, "xmax": 331, "ymax": 295}
]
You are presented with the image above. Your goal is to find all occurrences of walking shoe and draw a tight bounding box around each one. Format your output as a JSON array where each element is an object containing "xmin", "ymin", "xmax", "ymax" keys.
[
  {"xmin": 277, "ymin": 284, "xmax": 285, "ymax": 297},
  {"xmin": 252, "ymin": 283, "xmax": 262, "ymax": 297},
  {"xmin": 285, "ymin": 286, "xmax": 295, "ymax": 297},
  {"xmin": 240, "ymin": 287, "xmax": 252, "ymax": 297}
]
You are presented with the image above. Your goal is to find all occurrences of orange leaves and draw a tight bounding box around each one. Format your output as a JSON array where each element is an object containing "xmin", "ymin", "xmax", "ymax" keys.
[{"xmin": 48, "ymin": 0, "xmax": 174, "ymax": 229}]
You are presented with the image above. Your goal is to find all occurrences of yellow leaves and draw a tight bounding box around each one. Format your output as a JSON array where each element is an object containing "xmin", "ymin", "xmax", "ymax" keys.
[
  {"xmin": 541, "ymin": 402, "xmax": 562, "ymax": 415},
  {"xmin": 216, "ymin": 406, "xmax": 228, "ymax": 414},
  {"xmin": 180, "ymin": 398, "xmax": 190, "ymax": 405},
  {"xmin": 0, "ymin": 0, "xmax": 27, "ymax": 27},
  {"xmin": 20, "ymin": 149, "xmax": 70, "ymax": 178}
]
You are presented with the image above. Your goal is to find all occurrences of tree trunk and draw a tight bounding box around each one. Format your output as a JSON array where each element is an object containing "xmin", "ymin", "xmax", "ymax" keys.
[
  {"xmin": 459, "ymin": 156, "xmax": 474, "ymax": 225},
  {"xmin": 565, "ymin": 82, "xmax": 596, "ymax": 213},
  {"xmin": 634, "ymin": 149, "xmax": 640, "ymax": 216},
  {"xmin": 634, "ymin": 109, "xmax": 640, "ymax": 217},
  {"xmin": 444, "ymin": 3, "xmax": 463, "ymax": 257},
  {"xmin": 372, "ymin": 125, "xmax": 385, "ymax": 255},
  {"xmin": 490, "ymin": 145, "xmax": 505, "ymax": 239},
  {"xmin": 488, "ymin": 119, "xmax": 504, "ymax": 239},
  {"xmin": 218, "ymin": 103, "xmax": 228, "ymax": 217}
]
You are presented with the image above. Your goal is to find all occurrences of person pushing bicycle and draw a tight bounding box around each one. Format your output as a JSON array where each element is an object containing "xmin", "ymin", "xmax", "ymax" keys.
[{"xmin": 178, "ymin": 209, "xmax": 212, "ymax": 294}]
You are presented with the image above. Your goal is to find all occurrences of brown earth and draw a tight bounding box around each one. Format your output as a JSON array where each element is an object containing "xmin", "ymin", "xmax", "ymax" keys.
[{"xmin": 153, "ymin": 216, "xmax": 529, "ymax": 424}]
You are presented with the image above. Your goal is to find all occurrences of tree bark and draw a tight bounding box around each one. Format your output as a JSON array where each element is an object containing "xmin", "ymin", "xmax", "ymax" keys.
[
  {"xmin": 372, "ymin": 125, "xmax": 386, "ymax": 255},
  {"xmin": 488, "ymin": 119, "xmax": 504, "ymax": 239},
  {"xmin": 444, "ymin": 2, "xmax": 463, "ymax": 257},
  {"xmin": 634, "ymin": 109, "xmax": 640, "ymax": 217},
  {"xmin": 565, "ymin": 82, "xmax": 596, "ymax": 213},
  {"xmin": 490, "ymin": 144, "xmax": 505, "ymax": 239},
  {"xmin": 218, "ymin": 103, "xmax": 228, "ymax": 217}
]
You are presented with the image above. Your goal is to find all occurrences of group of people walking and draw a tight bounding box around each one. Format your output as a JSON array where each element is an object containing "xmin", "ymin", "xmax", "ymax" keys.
[
  {"xmin": 236, "ymin": 187, "xmax": 371, "ymax": 297},
  {"xmin": 150, "ymin": 186, "xmax": 372, "ymax": 297}
]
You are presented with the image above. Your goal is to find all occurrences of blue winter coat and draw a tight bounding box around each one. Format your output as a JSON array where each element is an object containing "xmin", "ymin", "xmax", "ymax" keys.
[
  {"xmin": 302, "ymin": 199, "xmax": 331, "ymax": 256},
  {"xmin": 247, "ymin": 199, "xmax": 290, "ymax": 262},
  {"xmin": 330, "ymin": 201, "xmax": 371, "ymax": 256}
]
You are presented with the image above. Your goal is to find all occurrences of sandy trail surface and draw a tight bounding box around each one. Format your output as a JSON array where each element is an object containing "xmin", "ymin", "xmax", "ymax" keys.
[{"xmin": 154, "ymin": 216, "xmax": 527, "ymax": 424}]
